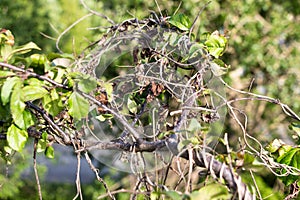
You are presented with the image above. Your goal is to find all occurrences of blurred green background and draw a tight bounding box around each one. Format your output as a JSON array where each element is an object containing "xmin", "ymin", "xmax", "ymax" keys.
[{"xmin": 1, "ymin": 0, "xmax": 299, "ymax": 199}]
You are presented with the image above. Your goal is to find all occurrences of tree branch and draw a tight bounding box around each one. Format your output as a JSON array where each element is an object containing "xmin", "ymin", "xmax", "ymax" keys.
[
  {"xmin": 25, "ymin": 102, "xmax": 71, "ymax": 144},
  {"xmin": 0, "ymin": 62, "xmax": 70, "ymax": 90},
  {"xmin": 82, "ymin": 138, "xmax": 166, "ymax": 152}
]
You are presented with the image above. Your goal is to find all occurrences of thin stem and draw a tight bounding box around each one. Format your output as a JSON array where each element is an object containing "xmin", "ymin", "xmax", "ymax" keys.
[
  {"xmin": 56, "ymin": 13, "xmax": 93, "ymax": 53},
  {"xmin": 188, "ymin": 1, "xmax": 211, "ymax": 39},
  {"xmin": 73, "ymin": 151, "xmax": 83, "ymax": 200},
  {"xmin": 84, "ymin": 152, "xmax": 115, "ymax": 200},
  {"xmin": 33, "ymin": 139, "xmax": 43, "ymax": 200}
]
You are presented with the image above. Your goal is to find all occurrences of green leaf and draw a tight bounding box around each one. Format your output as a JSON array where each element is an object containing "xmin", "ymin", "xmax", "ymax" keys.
[
  {"xmin": 42, "ymin": 94, "xmax": 63, "ymax": 116},
  {"xmin": 210, "ymin": 62, "xmax": 227, "ymax": 76},
  {"xmin": 47, "ymin": 65, "xmax": 66, "ymax": 83},
  {"xmin": 30, "ymin": 54, "xmax": 47, "ymax": 67},
  {"xmin": 190, "ymin": 137, "xmax": 200, "ymax": 145},
  {"xmin": 277, "ymin": 148, "xmax": 300, "ymax": 167},
  {"xmin": 52, "ymin": 57, "xmax": 72, "ymax": 68},
  {"xmin": 290, "ymin": 123, "xmax": 300, "ymax": 142},
  {"xmin": 95, "ymin": 115, "xmax": 106, "ymax": 122},
  {"xmin": 10, "ymin": 42, "xmax": 40, "ymax": 56},
  {"xmin": 0, "ymin": 45, "xmax": 13, "ymax": 61},
  {"xmin": 205, "ymin": 31, "xmax": 227, "ymax": 58},
  {"xmin": 37, "ymin": 132, "xmax": 48, "ymax": 153},
  {"xmin": 4, "ymin": 145, "xmax": 13, "ymax": 155},
  {"xmin": 68, "ymin": 71, "xmax": 83, "ymax": 79},
  {"xmin": 47, "ymin": 52, "xmax": 74, "ymax": 61},
  {"xmin": 157, "ymin": 131, "xmax": 174, "ymax": 139},
  {"xmin": 0, "ymin": 29, "xmax": 14, "ymax": 46},
  {"xmin": 7, "ymin": 124, "xmax": 28, "ymax": 152},
  {"xmin": 37, "ymin": 139, "xmax": 47, "ymax": 153},
  {"xmin": 78, "ymin": 76, "xmax": 97, "ymax": 93},
  {"xmin": 168, "ymin": 13, "xmax": 191, "ymax": 31},
  {"xmin": 214, "ymin": 58, "xmax": 229, "ymax": 68},
  {"xmin": 243, "ymin": 152, "xmax": 256, "ymax": 165},
  {"xmin": 281, "ymin": 175, "xmax": 299, "ymax": 186},
  {"xmin": 163, "ymin": 32, "xmax": 180, "ymax": 46},
  {"xmin": 0, "ymin": 70, "xmax": 15, "ymax": 77},
  {"xmin": 189, "ymin": 43, "xmax": 204, "ymax": 58},
  {"xmin": 164, "ymin": 191, "xmax": 182, "ymax": 200},
  {"xmin": 127, "ymin": 97, "xmax": 137, "ymax": 114},
  {"xmin": 266, "ymin": 139, "xmax": 285, "ymax": 153},
  {"xmin": 178, "ymin": 139, "xmax": 191, "ymax": 150},
  {"xmin": 22, "ymin": 110, "xmax": 35, "ymax": 129},
  {"xmin": 96, "ymin": 114, "xmax": 113, "ymax": 122},
  {"xmin": 102, "ymin": 82, "xmax": 113, "ymax": 102},
  {"xmin": 0, "ymin": 100, "xmax": 11, "ymax": 121},
  {"xmin": 45, "ymin": 146, "xmax": 55, "ymax": 159},
  {"xmin": 10, "ymin": 83, "xmax": 26, "ymax": 129},
  {"xmin": 290, "ymin": 123, "xmax": 300, "ymax": 132},
  {"xmin": 277, "ymin": 148, "xmax": 300, "ymax": 185},
  {"xmin": 190, "ymin": 184, "xmax": 232, "ymax": 200},
  {"xmin": 188, "ymin": 118, "xmax": 201, "ymax": 132},
  {"xmin": 42, "ymin": 132, "xmax": 48, "ymax": 140},
  {"xmin": 25, "ymin": 78, "xmax": 44, "ymax": 86},
  {"xmin": 68, "ymin": 92, "xmax": 89, "ymax": 120},
  {"xmin": 150, "ymin": 191, "xmax": 160, "ymax": 200},
  {"xmin": 1, "ymin": 76, "xmax": 20, "ymax": 105},
  {"xmin": 22, "ymin": 85, "xmax": 48, "ymax": 101}
]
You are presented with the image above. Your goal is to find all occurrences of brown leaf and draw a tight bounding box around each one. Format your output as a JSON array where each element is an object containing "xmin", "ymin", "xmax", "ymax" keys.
[{"xmin": 95, "ymin": 92, "xmax": 108, "ymax": 113}]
